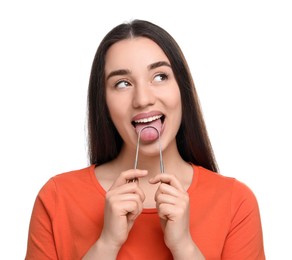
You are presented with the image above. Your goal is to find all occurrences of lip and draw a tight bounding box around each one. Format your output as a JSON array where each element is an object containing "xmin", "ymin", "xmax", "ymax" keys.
[
  {"xmin": 131, "ymin": 111, "xmax": 166, "ymax": 137},
  {"xmin": 131, "ymin": 111, "xmax": 163, "ymax": 122}
]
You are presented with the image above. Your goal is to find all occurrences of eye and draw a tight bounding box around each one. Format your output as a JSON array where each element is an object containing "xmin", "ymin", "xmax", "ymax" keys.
[
  {"xmin": 115, "ymin": 80, "xmax": 132, "ymax": 89},
  {"xmin": 153, "ymin": 73, "xmax": 168, "ymax": 82}
]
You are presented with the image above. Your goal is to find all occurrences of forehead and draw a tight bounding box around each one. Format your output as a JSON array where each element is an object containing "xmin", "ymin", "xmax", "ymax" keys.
[{"xmin": 105, "ymin": 37, "xmax": 170, "ymax": 72}]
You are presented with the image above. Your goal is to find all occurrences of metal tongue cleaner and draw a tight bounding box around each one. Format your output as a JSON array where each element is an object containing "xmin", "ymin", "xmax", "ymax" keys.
[{"xmin": 128, "ymin": 125, "xmax": 164, "ymax": 183}]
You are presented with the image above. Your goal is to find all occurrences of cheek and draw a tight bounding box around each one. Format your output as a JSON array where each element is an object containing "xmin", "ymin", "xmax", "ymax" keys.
[
  {"xmin": 106, "ymin": 93, "xmax": 130, "ymax": 132},
  {"xmin": 106, "ymin": 91, "xmax": 118, "ymax": 118},
  {"xmin": 106, "ymin": 98, "xmax": 122, "ymax": 123},
  {"xmin": 169, "ymin": 87, "xmax": 182, "ymax": 125},
  {"xmin": 166, "ymin": 86, "xmax": 182, "ymax": 111}
]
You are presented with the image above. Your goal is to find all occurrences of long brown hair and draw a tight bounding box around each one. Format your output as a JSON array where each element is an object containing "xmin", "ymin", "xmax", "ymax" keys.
[{"xmin": 87, "ymin": 19, "xmax": 219, "ymax": 173}]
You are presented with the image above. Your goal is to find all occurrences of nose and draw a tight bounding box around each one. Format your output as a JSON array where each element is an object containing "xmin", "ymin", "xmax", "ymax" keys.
[{"xmin": 132, "ymin": 84, "xmax": 155, "ymax": 108}]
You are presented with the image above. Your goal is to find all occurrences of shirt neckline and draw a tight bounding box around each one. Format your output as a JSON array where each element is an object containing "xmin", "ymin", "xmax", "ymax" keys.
[{"xmin": 89, "ymin": 164, "xmax": 199, "ymax": 213}]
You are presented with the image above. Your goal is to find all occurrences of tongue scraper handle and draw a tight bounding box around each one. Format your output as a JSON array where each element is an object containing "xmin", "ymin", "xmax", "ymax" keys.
[{"xmin": 128, "ymin": 125, "xmax": 164, "ymax": 183}]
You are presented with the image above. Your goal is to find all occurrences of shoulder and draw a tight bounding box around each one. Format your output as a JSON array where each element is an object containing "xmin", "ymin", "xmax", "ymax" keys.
[
  {"xmin": 38, "ymin": 165, "xmax": 95, "ymax": 198},
  {"xmin": 52, "ymin": 165, "xmax": 94, "ymax": 184},
  {"xmin": 194, "ymin": 165, "xmax": 259, "ymax": 207},
  {"xmin": 194, "ymin": 165, "xmax": 235, "ymax": 191}
]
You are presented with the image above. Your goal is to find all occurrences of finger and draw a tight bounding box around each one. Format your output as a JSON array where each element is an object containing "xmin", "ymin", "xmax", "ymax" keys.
[
  {"xmin": 155, "ymin": 193, "xmax": 189, "ymax": 213},
  {"xmin": 154, "ymin": 183, "xmax": 180, "ymax": 202},
  {"xmin": 157, "ymin": 203, "xmax": 176, "ymax": 220},
  {"xmin": 127, "ymin": 201, "xmax": 143, "ymax": 221},
  {"xmin": 154, "ymin": 185, "xmax": 189, "ymax": 213},
  {"xmin": 157, "ymin": 202, "xmax": 188, "ymax": 221},
  {"xmin": 107, "ymin": 182, "xmax": 146, "ymax": 203},
  {"xmin": 110, "ymin": 199, "xmax": 142, "ymax": 222},
  {"xmin": 111, "ymin": 169, "xmax": 148, "ymax": 188},
  {"xmin": 121, "ymin": 195, "xmax": 144, "ymax": 221},
  {"xmin": 155, "ymin": 193, "xmax": 176, "ymax": 206},
  {"xmin": 108, "ymin": 193, "xmax": 144, "ymax": 218},
  {"xmin": 149, "ymin": 174, "xmax": 185, "ymax": 192}
]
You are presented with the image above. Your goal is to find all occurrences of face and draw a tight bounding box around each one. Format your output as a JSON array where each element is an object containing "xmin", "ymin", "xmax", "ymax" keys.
[{"xmin": 105, "ymin": 37, "xmax": 182, "ymax": 155}]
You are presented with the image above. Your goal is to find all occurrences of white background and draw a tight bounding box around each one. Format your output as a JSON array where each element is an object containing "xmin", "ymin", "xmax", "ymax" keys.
[{"xmin": 1, "ymin": 0, "xmax": 291, "ymax": 259}]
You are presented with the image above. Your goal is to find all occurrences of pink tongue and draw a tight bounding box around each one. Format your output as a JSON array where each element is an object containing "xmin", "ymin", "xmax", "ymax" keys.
[{"xmin": 135, "ymin": 119, "xmax": 162, "ymax": 142}]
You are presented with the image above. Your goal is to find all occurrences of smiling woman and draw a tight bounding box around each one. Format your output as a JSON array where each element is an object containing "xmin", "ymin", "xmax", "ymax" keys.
[
  {"xmin": 105, "ymin": 37, "xmax": 180, "ymax": 146},
  {"xmin": 25, "ymin": 19, "xmax": 265, "ymax": 260}
]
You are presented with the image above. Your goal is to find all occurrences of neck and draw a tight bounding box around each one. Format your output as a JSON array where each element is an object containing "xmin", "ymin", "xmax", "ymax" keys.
[{"xmin": 114, "ymin": 140, "xmax": 187, "ymax": 177}]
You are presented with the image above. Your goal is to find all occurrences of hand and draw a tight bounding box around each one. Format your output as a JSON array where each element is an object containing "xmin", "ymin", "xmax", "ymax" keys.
[
  {"xmin": 99, "ymin": 169, "xmax": 147, "ymax": 251},
  {"xmin": 149, "ymin": 174, "xmax": 193, "ymax": 254}
]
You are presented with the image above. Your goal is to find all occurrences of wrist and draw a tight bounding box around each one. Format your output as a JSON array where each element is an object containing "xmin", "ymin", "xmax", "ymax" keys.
[
  {"xmin": 97, "ymin": 235, "xmax": 121, "ymax": 256},
  {"xmin": 170, "ymin": 237, "xmax": 205, "ymax": 260},
  {"xmin": 82, "ymin": 237, "xmax": 120, "ymax": 260}
]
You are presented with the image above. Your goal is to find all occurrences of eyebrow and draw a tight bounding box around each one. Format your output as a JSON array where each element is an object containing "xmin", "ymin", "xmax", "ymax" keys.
[
  {"xmin": 106, "ymin": 69, "xmax": 130, "ymax": 80},
  {"xmin": 148, "ymin": 61, "xmax": 171, "ymax": 70},
  {"xmin": 106, "ymin": 61, "xmax": 171, "ymax": 80}
]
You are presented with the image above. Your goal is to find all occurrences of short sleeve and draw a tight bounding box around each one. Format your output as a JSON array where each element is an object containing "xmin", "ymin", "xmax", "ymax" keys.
[
  {"xmin": 222, "ymin": 180, "xmax": 265, "ymax": 260},
  {"xmin": 25, "ymin": 178, "xmax": 58, "ymax": 260}
]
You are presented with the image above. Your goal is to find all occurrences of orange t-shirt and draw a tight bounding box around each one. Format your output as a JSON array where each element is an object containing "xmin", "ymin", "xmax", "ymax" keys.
[{"xmin": 25, "ymin": 165, "xmax": 265, "ymax": 259}]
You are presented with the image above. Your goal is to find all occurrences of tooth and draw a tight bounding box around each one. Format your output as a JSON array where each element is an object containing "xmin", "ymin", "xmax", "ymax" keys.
[{"xmin": 135, "ymin": 115, "xmax": 162, "ymax": 124}]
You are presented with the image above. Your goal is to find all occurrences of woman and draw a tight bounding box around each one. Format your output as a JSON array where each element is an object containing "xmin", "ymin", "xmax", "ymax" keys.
[{"xmin": 26, "ymin": 19, "xmax": 265, "ymax": 259}]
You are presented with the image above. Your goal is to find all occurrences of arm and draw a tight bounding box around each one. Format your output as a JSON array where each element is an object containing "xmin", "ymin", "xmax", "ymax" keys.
[
  {"xmin": 221, "ymin": 180, "xmax": 265, "ymax": 259},
  {"xmin": 149, "ymin": 174, "xmax": 205, "ymax": 260},
  {"xmin": 82, "ymin": 238, "xmax": 120, "ymax": 260},
  {"xmin": 25, "ymin": 179, "xmax": 58, "ymax": 260}
]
